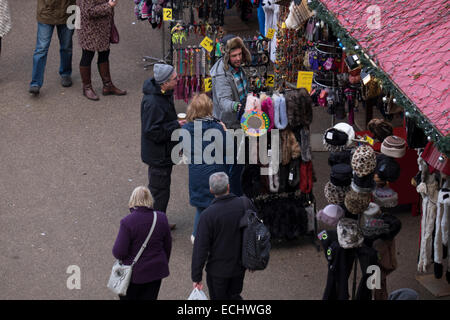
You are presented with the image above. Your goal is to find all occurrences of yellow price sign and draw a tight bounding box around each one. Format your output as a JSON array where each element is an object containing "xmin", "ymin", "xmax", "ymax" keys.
[
  {"xmin": 364, "ymin": 135, "xmax": 374, "ymax": 146},
  {"xmin": 266, "ymin": 28, "xmax": 276, "ymax": 40},
  {"xmin": 281, "ymin": 22, "xmax": 286, "ymax": 29},
  {"xmin": 204, "ymin": 77, "xmax": 212, "ymax": 92},
  {"xmin": 163, "ymin": 8, "xmax": 173, "ymax": 21},
  {"xmin": 266, "ymin": 74, "xmax": 275, "ymax": 87},
  {"xmin": 296, "ymin": 71, "xmax": 314, "ymax": 92},
  {"xmin": 200, "ymin": 36, "xmax": 214, "ymax": 53}
]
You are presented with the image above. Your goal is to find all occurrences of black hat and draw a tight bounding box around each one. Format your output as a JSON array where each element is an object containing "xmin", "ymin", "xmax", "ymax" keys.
[
  {"xmin": 376, "ymin": 154, "xmax": 401, "ymax": 182},
  {"xmin": 328, "ymin": 150, "xmax": 352, "ymax": 167},
  {"xmin": 324, "ymin": 128, "xmax": 348, "ymax": 146},
  {"xmin": 352, "ymin": 172, "xmax": 376, "ymax": 192},
  {"xmin": 330, "ymin": 164, "xmax": 352, "ymax": 187}
]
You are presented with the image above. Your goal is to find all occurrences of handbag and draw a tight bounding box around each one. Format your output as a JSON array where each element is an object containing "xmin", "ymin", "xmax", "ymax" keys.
[
  {"xmin": 107, "ymin": 211, "xmax": 157, "ymax": 296},
  {"xmin": 110, "ymin": 19, "xmax": 120, "ymax": 44}
]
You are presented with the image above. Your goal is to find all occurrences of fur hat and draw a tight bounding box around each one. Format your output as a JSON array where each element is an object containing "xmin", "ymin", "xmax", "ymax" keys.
[
  {"xmin": 324, "ymin": 181, "xmax": 350, "ymax": 205},
  {"xmin": 223, "ymin": 36, "xmax": 251, "ymax": 71},
  {"xmin": 333, "ymin": 122, "xmax": 355, "ymax": 147},
  {"xmin": 376, "ymin": 154, "xmax": 401, "ymax": 182},
  {"xmin": 367, "ymin": 118, "xmax": 393, "ymax": 142},
  {"xmin": 381, "ymin": 135, "xmax": 406, "ymax": 158},
  {"xmin": 317, "ymin": 204, "xmax": 344, "ymax": 226},
  {"xmin": 378, "ymin": 213, "xmax": 402, "ymax": 240},
  {"xmin": 273, "ymin": 94, "xmax": 288, "ymax": 130},
  {"xmin": 337, "ymin": 218, "xmax": 364, "ymax": 249},
  {"xmin": 351, "ymin": 172, "xmax": 376, "ymax": 193},
  {"xmin": 344, "ymin": 189, "xmax": 371, "ymax": 215},
  {"xmin": 245, "ymin": 94, "xmax": 261, "ymax": 111},
  {"xmin": 330, "ymin": 164, "xmax": 352, "ymax": 187},
  {"xmin": 351, "ymin": 144, "xmax": 377, "ymax": 177},
  {"xmin": 373, "ymin": 186, "xmax": 398, "ymax": 208}
]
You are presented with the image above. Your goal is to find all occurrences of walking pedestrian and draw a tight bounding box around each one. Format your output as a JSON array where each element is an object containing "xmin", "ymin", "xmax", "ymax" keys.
[
  {"xmin": 191, "ymin": 172, "xmax": 255, "ymax": 300},
  {"xmin": 210, "ymin": 36, "xmax": 251, "ymax": 196},
  {"xmin": 29, "ymin": 0, "xmax": 76, "ymax": 95},
  {"xmin": 77, "ymin": 0, "xmax": 126, "ymax": 101},
  {"xmin": 0, "ymin": 0, "xmax": 11, "ymax": 57},
  {"xmin": 181, "ymin": 93, "xmax": 229, "ymax": 244},
  {"xmin": 112, "ymin": 186, "xmax": 172, "ymax": 300},
  {"xmin": 141, "ymin": 63, "xmax": 183, "ymax": 230}
]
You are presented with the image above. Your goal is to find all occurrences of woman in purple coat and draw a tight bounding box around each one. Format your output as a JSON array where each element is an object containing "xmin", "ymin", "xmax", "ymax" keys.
[
  {"xmin": 112, "ymin": 186, "xmax": 172, "ymax": 300},
  {"xmin": 77, "ymin": 0, "xmax": 126, "ymax": 100}
]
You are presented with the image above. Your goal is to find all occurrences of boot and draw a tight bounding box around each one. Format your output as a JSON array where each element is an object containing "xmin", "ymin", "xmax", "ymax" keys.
[
  {"xmin": 98, "ymin": 61, "xmax": 127, "ymax": 96},
  {"xmin": 79, "ymin": 66, "xmax": 99, "ymax": 101}
]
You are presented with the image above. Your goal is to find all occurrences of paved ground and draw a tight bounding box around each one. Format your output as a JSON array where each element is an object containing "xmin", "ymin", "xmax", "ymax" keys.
[{"xmin": 0, "ymin": 0, "xmax": 448, "ymax": 300}]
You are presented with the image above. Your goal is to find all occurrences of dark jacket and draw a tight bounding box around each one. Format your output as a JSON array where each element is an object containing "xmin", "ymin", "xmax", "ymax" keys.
[
  {"xmin": 141, "ymin": 78, "xmax": 180, "ymax": 167},
  {"xmin": 191, "ymin": 194, "xmax": 255, "ymax": 282},
  {"xmin": 182, "ymin": 119, "xmax": 230, "ymax": 208},
  {"xmin": 37, "ymin": 0, "xmax": 76, "ymax": 25},
  {"xmin": 112, "ymin": 206, "xmax": 172, "ymax": 284}
]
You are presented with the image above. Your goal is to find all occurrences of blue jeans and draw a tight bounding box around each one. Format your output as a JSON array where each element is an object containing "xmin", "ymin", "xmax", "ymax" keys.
[
  {"xmin": 193, "ymin": 207, "xmax": 206, "ymax": 237},
  {"xmin": 30, "ymin": 23, "xmax": 74, "ymax": 88}
]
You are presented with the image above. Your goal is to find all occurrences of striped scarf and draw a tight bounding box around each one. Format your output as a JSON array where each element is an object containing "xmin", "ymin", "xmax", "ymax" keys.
[{"xmin": 231, "ymin": 67, "xmax": 248, "ymax": 103}]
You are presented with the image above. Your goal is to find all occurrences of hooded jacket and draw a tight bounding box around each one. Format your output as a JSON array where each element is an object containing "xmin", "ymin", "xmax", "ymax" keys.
[
  {"xmin": 141, "ymin": 78, "xmax": 180, "ymax": 167},
  {"xmin": 37, "ymin": 0, "xmax": 76, "ymax": 25}
]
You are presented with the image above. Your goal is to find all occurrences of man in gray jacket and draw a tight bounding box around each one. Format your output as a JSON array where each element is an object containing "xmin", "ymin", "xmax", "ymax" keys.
[{"xmin": 210, "ymin": 36, "xmax": 251, "ymax": 196}]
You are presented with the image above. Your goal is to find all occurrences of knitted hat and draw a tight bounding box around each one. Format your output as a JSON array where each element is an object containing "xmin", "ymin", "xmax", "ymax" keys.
[
  {"xmin": 330, "ymin": 164, "xmax": 352, "ymax": 187},
  {"xmin": 381, "ymin": 135, "xmax": 406, "ymax": 158},
  {"xmin": 333, "ymin": 122, "xmax": 355, "ymax": 147},
  {"xmin": 324, "ymin": 181, "xmax": 350, "ymax": 205},
  {"xmin": 361, "ymin": 217, "xmax": 390, "ymax": 239},
  {"xmin": 378, "ymin": 213, "xmax": 402, "ymax": 240},
  {"xmin": 337, "ymin": 218, "xmax": 364, "ymax": 249},
  {"xmin": 351, "ymin": 144, "xmax": 377, "ymax": 177},
  {"xmin": 367, "ymin": 119, "xmax": 393, "ymax": 142},
  {"xmin": 351, "ymin": 172, "xmax": 376, "ymax": 193},
  {"xmin": 376, "ymin": 154, "xmax": 401, "ymax": 182},
  {"xmin": 344, "ymin": 189, "xmax": 371, "ymax": 215},
  {"xmin": 153, "ymin": 63, "xmax": 175, "ymax": 84},
  {"xmin": 317, "ymin": 204, "xmax": 344, "ymax": 227},
  {"xmin": 373, "ymin": 186, "xmax": 398, "ymax": 208},
  {"xmin": 261, "ymin": 97, "xmax": 275, "ymax": 132},
  {"xmin": 328, "ymin": 150, "xmax": 352, "ymax": 167},
  {"xmin": 223, "ymin": 36, "xmax": 251, "ymax": 71}
]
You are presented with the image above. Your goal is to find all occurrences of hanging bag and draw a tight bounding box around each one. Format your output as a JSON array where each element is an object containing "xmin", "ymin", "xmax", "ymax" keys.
[
  {"xmin": 107, "ymin": 211, "xmax": 157, "ymax": 296},
  {"xmin": 110, "ymin": 18, "xmax": 120, "ymax": 44}
]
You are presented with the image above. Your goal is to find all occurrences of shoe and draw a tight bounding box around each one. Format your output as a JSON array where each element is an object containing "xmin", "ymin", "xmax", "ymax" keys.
[
  {"xmin": 98, "ymin": 61, "xmax": 127, "ymax": 96},
  {"xmin": 190, "ymin": 235, "xmax": 195, "ymax": 245},
  {"xmin": 29, "ymin": 86, "xmax": 40, "ymax": 95},
  {"xmin": 79, "ymin": 66, "xmax": 99, "ymax": 101},
  {"xmin": 169, "ymin": 223, "xmax": 176, "ymax": 230},
  {"xmin": 61, "ymin": 75, "xmax": 72, "ymax": 87}
]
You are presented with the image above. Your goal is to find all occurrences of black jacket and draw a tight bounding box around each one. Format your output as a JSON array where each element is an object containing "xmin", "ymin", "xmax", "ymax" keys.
[
  {"xmin": 191, "ymin": 194, "xmax": 255, "ymax": 282},
  {"xmin": 141, "ymin": 78, "xmax": 180, "ymax": 167}
]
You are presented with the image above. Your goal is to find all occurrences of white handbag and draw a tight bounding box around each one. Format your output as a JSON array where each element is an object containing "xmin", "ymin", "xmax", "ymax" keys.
[{"xmin": 107, "ymin": 211, "xmax": 157, "ymax": 296}]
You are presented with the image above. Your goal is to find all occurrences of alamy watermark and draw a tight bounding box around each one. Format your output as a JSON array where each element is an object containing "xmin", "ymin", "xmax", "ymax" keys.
[
  {"xmin": 366, "ymin": 5, "xmax": 381, "ymax": 30},
  {"xmin": 66, "ymin": 265, "xmax": 81, "ymax": 290},
  {"xmin": 66, "ymin": 5, "xmax": 80, "ymax": 30}
]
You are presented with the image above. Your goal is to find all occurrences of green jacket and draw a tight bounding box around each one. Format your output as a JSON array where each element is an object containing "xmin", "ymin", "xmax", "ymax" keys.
[{"xmin": 37, "ymin": 0, "xmax": 76, "ymax": 25}]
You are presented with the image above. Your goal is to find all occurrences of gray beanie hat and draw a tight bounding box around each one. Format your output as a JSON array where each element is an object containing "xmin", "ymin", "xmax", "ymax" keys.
[{"xmin": 154, "ymin": 64, "xmax": 175, "ymax": 84}]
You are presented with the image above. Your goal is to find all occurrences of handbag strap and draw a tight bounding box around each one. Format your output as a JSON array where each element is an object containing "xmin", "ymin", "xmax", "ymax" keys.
[{"xmin": 131, "ymin": 211, "xmax": 157, "ymax": 267}]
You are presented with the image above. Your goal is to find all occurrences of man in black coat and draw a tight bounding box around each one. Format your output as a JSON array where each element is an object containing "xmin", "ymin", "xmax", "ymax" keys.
[
  {"xmin": 191, "ymin": 172, "xmax": 255, "ymax": 300},
  {"xmin": 141, "ymin": 63, "xmax": 185, "ymax": 229}
]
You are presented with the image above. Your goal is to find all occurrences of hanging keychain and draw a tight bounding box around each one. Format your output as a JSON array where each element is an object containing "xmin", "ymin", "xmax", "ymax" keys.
[
  {"xmin": 196, "ymin": 48, "xmax": 201, "ymax": 94},
  {"xmin": 184, "ymin": 48, "xmax": 190, "ymax": 103}
]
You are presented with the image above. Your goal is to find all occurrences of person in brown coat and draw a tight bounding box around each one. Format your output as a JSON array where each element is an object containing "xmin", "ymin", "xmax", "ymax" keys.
[{"xmin": 77, "ymin": 0, "xmax": 126, "ymax": 101}]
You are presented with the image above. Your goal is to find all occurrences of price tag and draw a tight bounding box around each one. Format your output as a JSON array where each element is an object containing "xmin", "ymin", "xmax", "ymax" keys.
[
  {"xmin": 204, "ymin": 77, "xmax": 212, "ymax": 92},
  {"xmin": 163, "ymin": 8, "xmax": 173, "ymax": 21},
  {"xmin": 282, "ymin": 22, "xmax": 286, "ymax": 29},
  {"xmin": 268, "ymin": 149, "xmax": 272, "ymax": 157},
  {"xmin": 266, "ymin": 74, "xmax": 275, "ymax": 87},
  {"xmin": 289, "ymin": 172, "xmax": 294, "ymax": 181},
  {"xmin": 364, "ymin": 135, "xmax": 374, "ymax": 146},
  {"xmin": 200, "ymin": 37, "xmax": 214, "ymax": 53},
  {"xmin": 266, "ymin": 28, "xmax": 276, "ymax": 40},
  {"xmin": 296, "ymin": 71, "xmax": 314, "ymax": 92}
]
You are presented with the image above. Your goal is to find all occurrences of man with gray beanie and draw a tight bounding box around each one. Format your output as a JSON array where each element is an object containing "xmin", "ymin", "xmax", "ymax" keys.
[{"xmin": 141, "ymin": 63, "xmax": 185, "ymax": 230}]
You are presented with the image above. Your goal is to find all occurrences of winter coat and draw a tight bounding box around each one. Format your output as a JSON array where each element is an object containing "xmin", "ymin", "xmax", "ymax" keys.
[
  {"xmin": 285, "ymin": 88, "xmax": 313, "ymax": 128},
  {"xmin": 191, "ymin": 194, "xmax": 255, "ymax": 282},
  {"xmin": 182, "ymin": 119, "xmax": 230, "ymax": 208},
  {"xmin": 112, "ymin": 207, "xmax": 172, "ymax": 284},
  {"xmin": 77, "ymin": 0, "xmax": 113, "ymax": 52},
  {"xmin": 210, "ymin": 58, "xmax": 248, "ymax": 130},
  {"xmin": 0, "ymin": 0, "xmax": 11, "ymax": 38},
  {"xmin": 37, "ymin": 0, "xmax": 76, "ymax": 25},
  {"xmin": 141, "ymin": 78, "xmax": 180, "ymax": 167}
]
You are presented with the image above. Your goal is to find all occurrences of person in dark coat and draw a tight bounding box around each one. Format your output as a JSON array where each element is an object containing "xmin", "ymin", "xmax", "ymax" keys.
[
  {"xmin": 141, "ymin": 63, "xmax": 183, "ymax": 230},
  {"xmin": 77, "ymin": 0, "xmax": 126, "ymax": 100},
  {"xmin": 191, "ymin": 172, "xmax": 255, "ymax": 300},
  {"xmin": 112, "ymin": 186, "xmax": 172, "ymax": 300},
  {"xmin": 181, "ymin": 94, "xmax": 229, "ymax": 243}
]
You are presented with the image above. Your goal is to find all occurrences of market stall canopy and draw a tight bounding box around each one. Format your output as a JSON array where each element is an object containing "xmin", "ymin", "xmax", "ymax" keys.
[{"xmin": 309, "ymin": 0, "xmax": 450, "ymax": 152}]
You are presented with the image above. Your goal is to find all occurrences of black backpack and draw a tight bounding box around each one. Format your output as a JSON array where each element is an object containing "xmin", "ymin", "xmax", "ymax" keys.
[{"xmin": 239, "ymin": 197, "xmax": 271, "ymax": 271}]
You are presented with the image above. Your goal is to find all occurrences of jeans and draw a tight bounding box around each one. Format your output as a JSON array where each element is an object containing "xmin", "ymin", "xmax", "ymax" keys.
[
  {"xmin": 193, "ymin": 207, "xmax": 206, "ymax": 237},
  {"xmin": 30, "ymin": 23, "xmax": 74, "ymax": 88}
]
